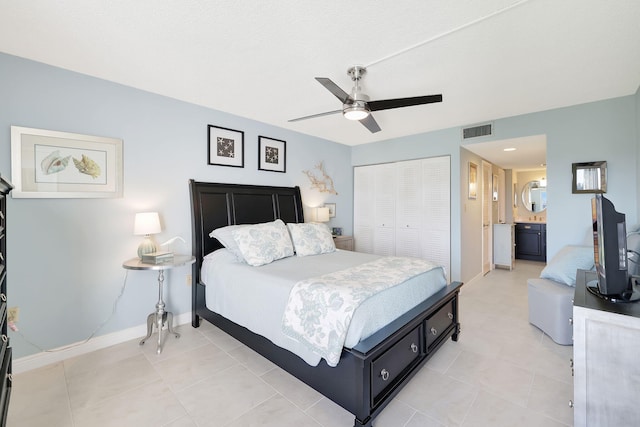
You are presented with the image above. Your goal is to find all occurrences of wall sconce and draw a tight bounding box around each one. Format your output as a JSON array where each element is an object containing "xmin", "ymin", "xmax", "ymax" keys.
[
  {"xmin": 134, "ymin": 212, "xmax": 161, "ymax": 258},
  {"xmin": 539, "ymin": 177, "xmax": 547, "ymax": 187}
]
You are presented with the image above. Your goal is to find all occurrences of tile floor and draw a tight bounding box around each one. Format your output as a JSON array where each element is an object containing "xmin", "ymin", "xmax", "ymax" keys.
[{"xmin": 7, "ymin": 260, "xmax": 574, "ymax": 426}]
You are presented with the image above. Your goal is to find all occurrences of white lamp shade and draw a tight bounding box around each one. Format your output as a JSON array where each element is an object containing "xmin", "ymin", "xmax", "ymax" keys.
[
  {"xmin": 316, "ymin": 207, "xmax": 330, "ymax": 222},
  {"xmin": 134, "ymin": 212, "xmax": 161, "ymax": 235}
]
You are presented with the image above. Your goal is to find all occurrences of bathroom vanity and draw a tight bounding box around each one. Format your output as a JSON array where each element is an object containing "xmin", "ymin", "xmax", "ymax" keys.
[{"xmin": 515, "ymin": 222, "xmax": 546, "ymax": 262}]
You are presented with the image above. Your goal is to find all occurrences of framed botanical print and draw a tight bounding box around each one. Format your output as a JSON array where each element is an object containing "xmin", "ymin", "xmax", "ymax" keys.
[
  {"xmin": 208, "ymin": 125, "xmax": 244, "ymax": 168},
  {"xmin": 258, "ymin": 136, "xmax": 286, "ymax": 173},
  {"xmin": 10, "ymin": 126, "xmax": 123, "ymax": 198}
]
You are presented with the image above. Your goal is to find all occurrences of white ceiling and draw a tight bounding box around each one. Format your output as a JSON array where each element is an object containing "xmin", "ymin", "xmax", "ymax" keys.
[
  {"xmin": 463, "ymin": 135, "xmax": 547, "ymax": 171},
  {"xmin": 1, "ymin": 0, "xmax": 639, "ymax": 155}
]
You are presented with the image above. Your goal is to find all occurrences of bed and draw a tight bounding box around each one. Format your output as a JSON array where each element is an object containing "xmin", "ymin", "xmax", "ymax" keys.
[{"xmin": 189, "ymin": 180, "xmax": 463, "ymax": 427}]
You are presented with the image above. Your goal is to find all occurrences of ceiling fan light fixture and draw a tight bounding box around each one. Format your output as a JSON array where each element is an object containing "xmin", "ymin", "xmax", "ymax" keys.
[{"xmin": 343, "ymin": 103, "xmax": 370, "ymax": 121}]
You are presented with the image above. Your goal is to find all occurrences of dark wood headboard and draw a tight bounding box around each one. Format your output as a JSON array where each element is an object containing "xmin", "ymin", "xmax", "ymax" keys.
[{"xmin": 189, "ymin": 180, "xmax": 304, "ymax": 284}]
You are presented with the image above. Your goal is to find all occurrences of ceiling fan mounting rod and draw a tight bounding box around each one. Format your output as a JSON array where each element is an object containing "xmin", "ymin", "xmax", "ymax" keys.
[{"xmin": 347, "ymin": 65, "xmax": 366, "ymax": 82}]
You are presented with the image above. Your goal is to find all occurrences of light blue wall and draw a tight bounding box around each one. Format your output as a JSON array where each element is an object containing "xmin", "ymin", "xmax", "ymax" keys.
[
  {"xmin": 2, "ymin": 51, "xmax": 638, "ymax": 358},
  {"xmin": 0, "ymin": 53, "xmax": 353, "ymax": 358},
  {"xmin": 353, "ymin": 95, "xmax": 639, "ymax": 284}
]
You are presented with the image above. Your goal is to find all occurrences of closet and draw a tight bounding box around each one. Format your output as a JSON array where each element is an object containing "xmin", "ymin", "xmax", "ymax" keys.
[{"xmin": 354, "ymin": 156, "xmax": 451, "ymax": 278}]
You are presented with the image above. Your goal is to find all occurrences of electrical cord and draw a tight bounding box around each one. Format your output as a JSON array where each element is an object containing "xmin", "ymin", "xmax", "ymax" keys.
[
  {"xmin": 10, "ymin": 270, "xmax": 129, "ymax": 353},
  {"xmin": 364, "ymin": 0, "xmax": 533, "ymax": 69}
]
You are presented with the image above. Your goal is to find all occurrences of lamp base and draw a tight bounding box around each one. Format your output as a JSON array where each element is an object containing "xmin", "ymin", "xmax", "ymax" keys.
[{"xmin": 138, "ymin": 235, "xmax": 157, "ymax": 259}]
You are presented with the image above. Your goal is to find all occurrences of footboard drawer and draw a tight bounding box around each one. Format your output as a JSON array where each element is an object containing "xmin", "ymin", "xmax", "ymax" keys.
[
  {"xmin": 426, "ymin": 300, "xmax": 455, "ymax": 349},
  {"xmin": 371, "ymin": 324, "xmax": 423, "ymax": 405}
]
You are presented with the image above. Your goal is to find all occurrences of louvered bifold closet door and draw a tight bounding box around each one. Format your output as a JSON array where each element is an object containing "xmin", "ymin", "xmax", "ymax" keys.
[
  {"xmin": 373, "ymin": 163, "xmax": 396, "ymax": 256},
  {"xmin": 354, "ymin": 157, "xmax": 450, "ymax": 277},
  {"xmin": 395, "ymin": 160, "xmax": 423, "ymax": 257},
  {"xmin": 421, "ymin": 157, "xmax": 451, "ymax": 279}
]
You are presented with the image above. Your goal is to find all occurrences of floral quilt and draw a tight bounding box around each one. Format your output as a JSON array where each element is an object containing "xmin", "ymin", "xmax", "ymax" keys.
[{"xmin": 281, "ymin": 256, "xmax": 442, "ymax": 367}]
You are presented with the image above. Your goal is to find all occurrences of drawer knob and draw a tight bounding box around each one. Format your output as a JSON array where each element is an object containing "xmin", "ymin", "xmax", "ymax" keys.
[
  {"xmin": 410, "ymin": 343, "xmax": 418, "ymax": 353},
  {"xmin": 431, "ymin": 327, "xmax": 437, "ymax": 335},
  {"xmin": 569, "ymin": 318, "xmax": 573, "ymax": 325},
  {"xmin": 380, "ymin": 369, "xmax": 390, "ymax": 381},
  {"xmin": 0, "ymin": 293, "xmax": 5, "ymax": 302},
  {"xmin": 1, "ymin": 335, "xmax": 6, "ymax": 343},
  {"xmin": 447, "ymin": 312, "xmax": 453, "ymax": 320},
  {"xmin": 569, "ymin": 400, "xmax": 574, "ymax": 408}
]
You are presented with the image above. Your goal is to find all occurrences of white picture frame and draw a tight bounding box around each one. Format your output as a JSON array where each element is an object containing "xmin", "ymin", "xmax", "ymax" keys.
[{"xmin": 11, "ymin": 126, "xmax": 123, "ymax": 198}]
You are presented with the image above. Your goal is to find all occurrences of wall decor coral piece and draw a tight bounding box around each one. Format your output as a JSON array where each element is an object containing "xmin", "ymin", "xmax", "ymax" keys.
[
  {"xmin": 258, "ymin": 136, "xmax": 286, "ymax": 173},
  {"xmin": 208, "ymin": 124, "xmax": 244, "ymax": 168},
  {"xmin": 10, "ymin": 126, "xmax": 123, "ymax": 198},
  {"xmin": 303, "ymin": 161, "xmax": 338, "ymax": 195}
]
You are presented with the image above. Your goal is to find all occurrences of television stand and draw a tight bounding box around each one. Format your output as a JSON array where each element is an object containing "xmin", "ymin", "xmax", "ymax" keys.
[
  {"xmin": 586, "ymin": 276, "xmax": 640, "ymax": 303},
  {"xmin": 573, "ymin": 270, "xmax": 640, "ymax": 425}
]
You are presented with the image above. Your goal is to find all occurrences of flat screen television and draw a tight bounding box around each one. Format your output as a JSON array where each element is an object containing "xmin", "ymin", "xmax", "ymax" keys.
[{"xmin": 591, "ymin": 195, "xmax": 631, "ymax": 299}]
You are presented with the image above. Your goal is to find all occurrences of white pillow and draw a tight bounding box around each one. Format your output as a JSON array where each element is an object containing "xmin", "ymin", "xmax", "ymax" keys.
[
  {"xmin": 287, "ymin": 222, "xmax": 336, "ymax": 257},
  {"xmin": 231, "ymin": 219, "xmax": 294, "ymax": 266},
  {"xmin": 210, "ymin": 224, "xmax": 249, "ymax": 262},
  {"xmin": 540, "ymin": 245, "xmax": 594, "ymax": 286}
]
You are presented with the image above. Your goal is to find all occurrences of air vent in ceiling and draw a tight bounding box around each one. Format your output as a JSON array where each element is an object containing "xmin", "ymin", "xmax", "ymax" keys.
[{"xmin": 462, "ymin": 123, "xmax": 493, "ymax": 139}]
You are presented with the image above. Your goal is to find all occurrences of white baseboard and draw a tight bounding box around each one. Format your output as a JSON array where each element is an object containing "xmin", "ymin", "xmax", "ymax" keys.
[{"xmin": 12, "ymin": 312, "xmax": 192, "ymax": 374}]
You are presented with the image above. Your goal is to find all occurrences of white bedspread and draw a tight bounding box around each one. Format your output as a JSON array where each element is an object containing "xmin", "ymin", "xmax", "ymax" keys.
[
  {"xmin": 201, "ymin": 249, "xmax": 447, "ymax": 366},
  {"xmin": 282, "ymin": 257, "xmax": 442, "ymax": 367}
]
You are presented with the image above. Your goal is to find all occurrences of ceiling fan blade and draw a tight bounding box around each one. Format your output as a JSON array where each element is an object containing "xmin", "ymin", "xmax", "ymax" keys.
[
  {"xmin": 315, "ymin": 77, "xmax": 351, "ymax": 103},
  {"xmin": 288, "ymin": 109, "xmax": 342, "ymax": 122},
  {"xmin": 368, "ymin": 94, "xmax": 443, "ymax": 112},
  {"xmin": 360, "ymin": 114, "xmax": 381, "ymax": 133}
]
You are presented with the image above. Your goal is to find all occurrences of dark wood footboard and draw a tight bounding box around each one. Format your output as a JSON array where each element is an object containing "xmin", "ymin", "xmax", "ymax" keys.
[{"xmin": 193, "ymin": 279, "xmax": 462, "ymax": 427}]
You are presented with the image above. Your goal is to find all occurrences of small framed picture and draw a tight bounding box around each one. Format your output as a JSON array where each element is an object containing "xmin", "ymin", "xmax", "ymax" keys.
[
  {"xmin": 325, "ymin": 203, "xmax": 336, "ymax": 218},
  {"xmin": 468, "ymin": 162, "xmax": 478, "ymax": 200},
  {"xmin": 208, "ymin": 125, "xmax": 244, "ymax": 168},
  {"xmin": 492, "ymin": 174, "xmax": 498, "ymax": 201},
  {"xmin": 258, "ymin": 136, "xmax": 286, "ymax": 173}
]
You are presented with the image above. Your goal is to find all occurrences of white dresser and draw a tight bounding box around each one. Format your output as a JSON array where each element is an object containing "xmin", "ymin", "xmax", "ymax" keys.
[{"xmin": 573, "ymin": 270, "xmax": 640, "ymax": 426}]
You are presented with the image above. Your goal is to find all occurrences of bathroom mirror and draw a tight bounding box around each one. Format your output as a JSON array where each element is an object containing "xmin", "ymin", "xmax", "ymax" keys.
[{"xmin": 521, "ymin": 180, "xmax": 547, "ymax": 213}]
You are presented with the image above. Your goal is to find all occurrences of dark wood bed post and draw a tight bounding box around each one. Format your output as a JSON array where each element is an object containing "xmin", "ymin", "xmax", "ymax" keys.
[{"xmin": 188, "ymin": 180, "xmax": 462, "ymax": 427}]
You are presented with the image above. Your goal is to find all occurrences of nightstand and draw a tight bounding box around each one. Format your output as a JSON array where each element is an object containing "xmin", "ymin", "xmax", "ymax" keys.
[
  {"xmin": 333, "ymin": 235, "xmax": 354, "ymax": 251},
  {"xmin": 122, "ymin": 255, "xmax": 195, "ymax": 354}
]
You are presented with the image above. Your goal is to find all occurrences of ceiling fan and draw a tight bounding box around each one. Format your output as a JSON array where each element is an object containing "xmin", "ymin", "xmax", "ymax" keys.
[{"xmin": 289, "ymin": 66, "xmax": 442, "ymax": 133}]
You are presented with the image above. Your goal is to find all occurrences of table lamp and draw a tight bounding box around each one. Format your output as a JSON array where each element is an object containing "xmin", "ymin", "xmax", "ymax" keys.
[
  {"xmin": 134, "ymin": 212, "xmax": 161, "ymax": 258},
  {"xmin": 316, "ymin": 207, "xmax": 330, "ymax": 223}
]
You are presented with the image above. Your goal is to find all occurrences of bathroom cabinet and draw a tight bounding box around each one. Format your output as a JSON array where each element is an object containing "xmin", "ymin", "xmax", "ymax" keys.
[{"xmin": 515, "ymin": 222, "xmax": 546, "ymax": 262}]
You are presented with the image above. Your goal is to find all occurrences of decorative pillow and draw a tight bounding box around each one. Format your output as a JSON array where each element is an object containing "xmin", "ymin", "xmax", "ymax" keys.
[
  {"xmin": 540, "ymin": 245, "xmax": 594, "ymax": 286},
  {"xmin": 287, "ymin": 222, "xmax": 336, "ymax": 257},
  {"xmin": 210, "ymin": 224, "xmax": 249, "ymax": 262},
  {"xmin": 231, "ymin": 219, "xmax": 294, "ymax": 266}
]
